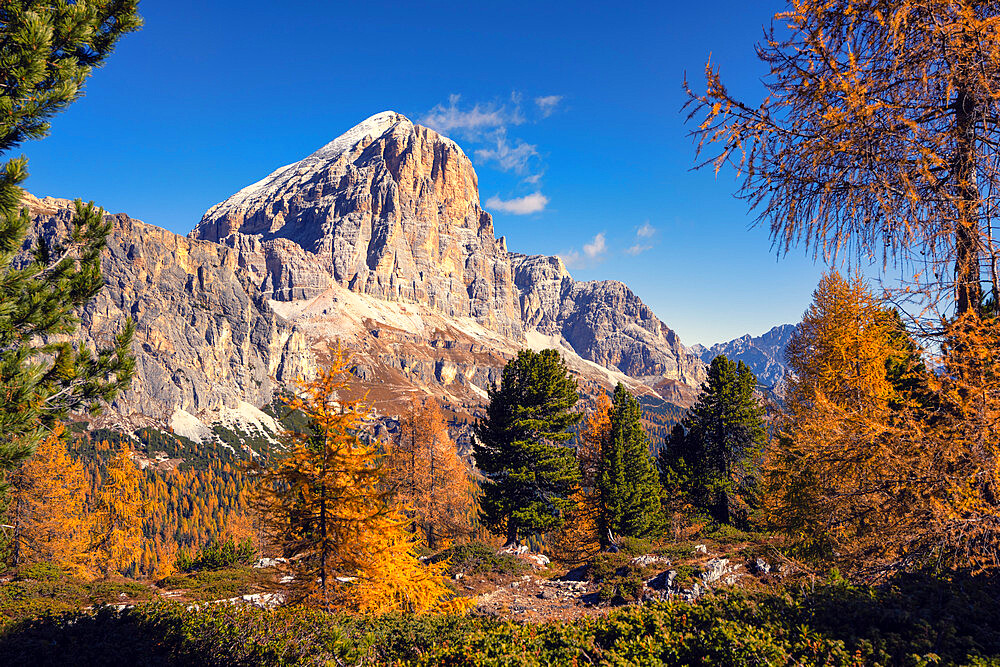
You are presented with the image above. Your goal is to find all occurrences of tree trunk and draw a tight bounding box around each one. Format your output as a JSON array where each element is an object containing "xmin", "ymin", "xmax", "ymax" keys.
[
  {"xmin": 319, "ymin": 481, "xmax": 327, "ymax": 607},
  {"xmin": 504, "ymin": 519, "xmax": 519, "ymax": 548},
  {"xmin": 955, "ymin": 87, "xmax": 982, "ymax": 316}
]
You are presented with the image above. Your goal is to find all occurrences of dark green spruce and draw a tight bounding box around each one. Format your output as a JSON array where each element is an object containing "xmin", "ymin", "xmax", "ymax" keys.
[
  {"xmin": 597, "ymin": 383, "xmax": 664, "ymax": 546},
  {"xmin": 0, "ymin": 1, "xmax": 142, "ymax": 483},
  {"xmin": 473, "ymin": 349, "xmax": 581, "ymax": 546},
  {"xmin": 659, "ymin": 355, "xmax": 766, "ymax": 527}
]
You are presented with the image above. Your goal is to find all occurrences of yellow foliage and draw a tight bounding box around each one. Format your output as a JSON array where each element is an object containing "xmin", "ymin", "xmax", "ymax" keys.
[
  {"xmin": 383, "ymin": 397, "xmax": 477, "ymax": 549},
  {"xmin": 766, "ymin": 271, "xmax": 921, "ymax": 571},
  {"xmin": 10, "ymin": 424, "xmax": 92, "ymax": 576},
  {"xmin": 256, "ymin": 344, "xmax": 465, "ymax": 613},
  {"xmin": 549, "ymin": 394, "xmax": 608, "ymax": 563},
  {"xmin": 90, "ymin": 445, "xmax": 146, "ymax": 577}
]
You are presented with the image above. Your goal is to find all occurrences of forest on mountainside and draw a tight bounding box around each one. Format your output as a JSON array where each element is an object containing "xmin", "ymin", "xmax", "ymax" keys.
[{"xmin": 9, "ymin": 1, "xmax": 1000, "ymax": 666}]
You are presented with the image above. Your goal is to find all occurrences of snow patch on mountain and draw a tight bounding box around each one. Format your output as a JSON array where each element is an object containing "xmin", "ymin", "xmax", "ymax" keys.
[
  {"xmin": 203, "ymin": 111, "xmax": 464, "ymax": 219},
  {"xmin": 698, "ymin": 324, "xmax": 797, "ymax": 388},
  {"xmin": 169, "ymin": 408, "xmax": 214, "ymax": 444}
]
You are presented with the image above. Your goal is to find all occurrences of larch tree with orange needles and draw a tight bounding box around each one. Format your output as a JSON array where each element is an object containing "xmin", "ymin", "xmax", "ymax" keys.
[
  {"xmin": 90, "ymin": 444, "xmax": 146, "ymax": 577},
  {"xmin": 686, "ymin": 1, "xmax": 1000, "ymax": 317},
  {"xmin": 549, "ymin": 393, "xmax": 609, "ymax": 563},
  {"xmin": 255, "ymin": 346, "xmax": 464, "ymax": 612},
  {"xmin": 384, "ymin": 397, "xmax": 476, "ymax": 550},
  {"xmin": 767, "ymin": 271, "xmax": 939, "ymax": 572},
  {"xmin": 8, "ymin": 424, "xmax": 91, "ymax": 575}
]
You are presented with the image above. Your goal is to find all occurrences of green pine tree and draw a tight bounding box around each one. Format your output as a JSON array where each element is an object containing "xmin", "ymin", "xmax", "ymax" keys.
[
  {"xmin": 473, "ymin": 349, "xmax": 582, "ymax": 547},
  {"xmin": 597, "ymin": 383, "xmax": 664, "ymax": 546},
  {"xmin": 0, "ymin": 2, "xmax": 141, "ymax": 482},
  {"xmin": 659, "ymin": 355, "xmax": 766, "ymax": 527}
]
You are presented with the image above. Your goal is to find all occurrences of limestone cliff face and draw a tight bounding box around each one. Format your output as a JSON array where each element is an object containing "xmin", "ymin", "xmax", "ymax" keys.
[
  {"xmin": 23, "ymin": 111, "xmax": 717, "ymax": 432},
  {"xmin": 20, "ymin": 194, "xmax": 311, "ymax": 425},
  {"xmin": 191, "ymin": 111, "xmax": 521, "ymax": 338},
  {"xmin": 510, "ymin": 253, "xmax": 706, "ymax": 386}
]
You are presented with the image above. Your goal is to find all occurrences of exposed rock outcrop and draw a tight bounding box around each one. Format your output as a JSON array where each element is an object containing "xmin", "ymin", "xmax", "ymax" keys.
[
  {"xmin": 696, "ymin": 324, "xmax": 797, "ymax": 388},
  {"xmin": 191, "ymin": 111, "xmax": 522, "ymax": 338},
  {"xmin": 20, "ymin": 194, "xmax": 311, "ymax": 426},
  {"xmin": 23, "ymin": 111, "xmax": 718, "ymax": 433},
  {"xmin": 511, "ymin": 253, "xmax": 706, "ymax": 386}
]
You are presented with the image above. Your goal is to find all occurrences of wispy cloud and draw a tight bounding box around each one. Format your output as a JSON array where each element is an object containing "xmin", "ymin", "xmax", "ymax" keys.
[
  {"xmin": 485, "ymin": 192, "xmax": 549, "ymax": 215},
  {"xmin": 535, "ymin": 95, "xmax": 563, "ymax": 117},
  {"xmin": 624, "ymin": 221, "xmax": 656, "ymax": 255},
  {"xmin": 584, "ymin": 232, "xmax": 607, "ymax": 259},
  {"xmin": 561, "ymin": 232, "xmax": 608, "ymax": 269},
  {"xmin": 474, "ymin": 131, "xmax": 538, "ymax": 174},
  {"xmin": 420, "ymin": 94, "xmax": 523, "ymax": 138},
  {"xmin": 558, "ymin": 250, "xmax": 583, "ymax": 268}
]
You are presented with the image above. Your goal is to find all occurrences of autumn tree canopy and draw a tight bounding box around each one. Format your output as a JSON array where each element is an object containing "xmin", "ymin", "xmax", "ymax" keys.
[
  {"xmin": 686, "ymin": 1, "xmax": 1000, "ymax": 316},
  {"xmin": 256, "ymin": 346, "xmax": 461, "ymax": 613},
  {"xmin": 8, "ymin": 424, "xmax": 90, "ymax": 574},
  {"xmin": 90, "ymin": 444, "xmax": 145, "ymax": 577},
  {"xmin": 384, "ymin": 397, "xmax": 475, "ymax": 550}
]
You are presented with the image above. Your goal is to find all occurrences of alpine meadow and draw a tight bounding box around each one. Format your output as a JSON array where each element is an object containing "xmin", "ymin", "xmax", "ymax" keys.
[{"xmin": 8, "ymin": 2, "xmax": 1000, "ymax": 666}]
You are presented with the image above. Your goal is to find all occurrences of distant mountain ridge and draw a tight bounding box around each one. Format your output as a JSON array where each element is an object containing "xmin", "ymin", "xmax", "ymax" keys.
[
  {"xmin": 694, "ymin": 324, "xmax": 797, "ymax": 388},
  {"xmin": 23, "ymin": 111, "xmax": 709, "ymax": 438}
]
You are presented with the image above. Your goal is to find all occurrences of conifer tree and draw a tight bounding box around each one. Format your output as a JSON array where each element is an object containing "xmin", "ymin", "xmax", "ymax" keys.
[
  {"xmin": 9, "ymin": 423, "xmax": 91, "ymax": 574},
  {"xmin": 90, "ymin": 444, "xmax": 145, "ymax": 577},
  {"xmin": 766, "ymin": 271, "xmax": 942, "ymax": 570},
  {"xmin": 550, "ymin": 394, "xmax": 609, "ymax": 562},
  {"xmin": 597, "ymin": 384, "xmax": 664, "ymax": 546},
  {"xmin": 685, "ymin": 1, "xmax": 1000, "ymax": 315},
  {"xmin": 0, "ymin": 1, "xmax": 141, "ymax": 483},
  {"xmin": 257, "ymin": 346, "xmax": 462, "ymax": 612},
  {"xmin": 661, "ymin": 356, "xmax": 766, "ymax": 527},
  {"xmin": 474, "ymin": 349, "xmax": 582, "ymax": 547},
  {"xmin": 384, "ymin": 397, "xmax": 475, "ymax": 550}
]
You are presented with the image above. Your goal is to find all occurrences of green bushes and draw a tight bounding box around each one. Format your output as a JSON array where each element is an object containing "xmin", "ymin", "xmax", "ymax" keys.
[
  {"xmin": 0, "ymin": 564, "xmax": 151, "ymax": 623},
  {"xmin": 586, "ymin": 553, "xmax": 658, "ymax": 604},
  {"xmin": 175, "ymin": 537, "xmax": 257, "ymax": 572},
  {"xmin": 434, "ymin": 541, "xmax": 526, "ymax": 577},
  {"xmin": 158, "ymin": 567, "xmax": 262, "ymax": 600},
  {"xmin": 4, "ymin": 572, "xmax": 1000, "ymax": 665}
]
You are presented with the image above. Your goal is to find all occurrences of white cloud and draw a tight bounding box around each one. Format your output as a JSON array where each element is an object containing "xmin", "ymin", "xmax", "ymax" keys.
[
  {"xmin": 559, "ymin": 250, "xmax": 583, "ymax": 269},
  {"xmin": 419, "ymin": 94, "xmax": 510, "ymax": 137},
  {"xmin": 559, "ymin": 232, "xmax": 607, "ymax": 268},
  {"xmin": 474, "ymin": 131, "xmax": 538, "ymax": 174},
  {"xmin": 584, "ymin": 232, "xmax": 607, "ymax": 259},
  {"xmin": 636, "ymin": 221, "xmax": 656, "ymax": 238},
  {"xmin": 485, "ymin": 192, "xmax": 549, "ymax": 215},
  {"xmin": 625, "ymin": 243, "xmax": 652, "ymax": 256},
  {"xmin": 421, "ymin": 92, "xmax": 560, "ymax": 180},
  {"xmin": 535, "ymin": 95, "xmax": 563, "ymax": 117}
]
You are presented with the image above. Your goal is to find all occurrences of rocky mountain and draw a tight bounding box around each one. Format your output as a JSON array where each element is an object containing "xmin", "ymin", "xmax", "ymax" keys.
[
  {"xmin": 696, "ymin": 324, "xmax": 797, "ymax": 388},
  {"xmin": 24, "ymin": 111, "xmax": 708, "ymax": 436}
]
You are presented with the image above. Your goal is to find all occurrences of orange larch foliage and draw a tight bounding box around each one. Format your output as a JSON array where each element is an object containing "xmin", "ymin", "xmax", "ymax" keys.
[
  {"xmin": 686, "ymin": 1, "xmax": 1000, "ymax": 317},
  {"xmin": 384, "ymin": 397, "xmax": 476, "ymax": 549},
  {"xmin": 9, "ymin": 424, "xmax": 92, "ymax": 576},
  {"xmin": 255, "ymin": 344, "xmax": 465, "ymax": 612},
  {"xmin": 90, "ymin": 445, "xmax": 146, "ymax": 577},
  {"xmin": 549, "ymin": 394, "xmax": 609, "ymax": 563}
]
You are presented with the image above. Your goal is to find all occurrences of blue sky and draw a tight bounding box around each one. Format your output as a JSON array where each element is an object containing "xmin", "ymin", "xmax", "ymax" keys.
[{"xmin": 20, "ymin": 0, "xmax": 836, "ymax": 346}]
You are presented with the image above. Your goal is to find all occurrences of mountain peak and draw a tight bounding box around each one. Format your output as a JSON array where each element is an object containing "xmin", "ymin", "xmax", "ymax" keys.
[{"xmin": 198, "ymin": 111, "xmax": 466, "ymax": 223}]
